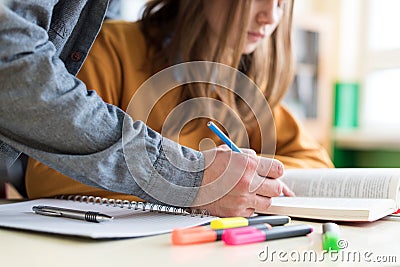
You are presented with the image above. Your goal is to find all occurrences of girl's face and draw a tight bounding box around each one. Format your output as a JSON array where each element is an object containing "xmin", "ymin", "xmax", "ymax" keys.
[{"xmin": 205, "ymin": 0, "xmax": 286, "ymax": 54}]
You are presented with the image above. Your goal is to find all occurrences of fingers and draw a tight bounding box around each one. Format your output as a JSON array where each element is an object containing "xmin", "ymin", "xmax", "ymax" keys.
[
  {"xmin": 256, "ymin": 157, "xmax": 284, "ymax": 179},
  {"xmin": 253, "ymin": 194, "xmax": 272, "ymax": 213},
  {"xmin": 241, "ymin": 148, "xmax": 257, "ymax": 156},
  {"xmin": 197, "ymin": 146, "xmax": 291, "ymax": 217},
  {"xmin": 281, "ymin": 181, "xmax": 295, "ymax": 196},
  {"xmin": 217, "ymin": 144, "xmax": 236, "ymax": 151},
  {"xmin": 251, "ymin": 176, "xmax": 283, "ymax": 197},
  {"xmin": 217, "ymin": 145, "xmax": 282, "ymax": 179},
  {"xmin": 244, "ymin": 207, "xmax": 256, "ymax": 217}
]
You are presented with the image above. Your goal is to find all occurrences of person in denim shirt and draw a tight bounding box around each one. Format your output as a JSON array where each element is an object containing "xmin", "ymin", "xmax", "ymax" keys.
[{"xmin": 0, "ymin": 0, "xmax": 291, "ymax": 216}]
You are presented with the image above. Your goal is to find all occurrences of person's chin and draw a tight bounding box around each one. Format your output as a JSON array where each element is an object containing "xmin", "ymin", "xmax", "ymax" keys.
[{"xmin": 242, "ymin": 44, "xmax": 258, "ymax": 55}]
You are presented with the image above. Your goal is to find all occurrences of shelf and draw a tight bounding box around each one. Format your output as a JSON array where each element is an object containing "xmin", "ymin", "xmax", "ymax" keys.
[
  {"xmin": 333, "ymin": 128, "xmax": 400, "ymax": 151},
  {"xmin": 284, "ymin": 15, "xmax": 334, "ymax": 152}
]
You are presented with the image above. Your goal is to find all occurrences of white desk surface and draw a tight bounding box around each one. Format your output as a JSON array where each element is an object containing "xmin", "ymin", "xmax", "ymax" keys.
[{"xmin": 1, "ymin": 200, "xmax": 399, "ymax": 267}]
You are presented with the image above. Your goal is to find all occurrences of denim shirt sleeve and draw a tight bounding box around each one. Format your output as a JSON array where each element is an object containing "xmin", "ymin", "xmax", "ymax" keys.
[{"xmin": 0, "ymin": 1, "xmax": 204, "ymax": 207}]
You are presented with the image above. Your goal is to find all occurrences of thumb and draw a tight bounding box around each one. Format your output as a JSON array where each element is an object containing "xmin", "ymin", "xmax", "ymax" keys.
[{"xmin": 240, "ymin": 148, "xmax": 257, "ymax": 156}]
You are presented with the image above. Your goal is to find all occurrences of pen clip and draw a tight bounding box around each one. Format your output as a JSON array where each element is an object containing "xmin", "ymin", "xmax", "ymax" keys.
[{"xmin": 32, "ymin": 206, "xmax": 62, "ymax": 217}]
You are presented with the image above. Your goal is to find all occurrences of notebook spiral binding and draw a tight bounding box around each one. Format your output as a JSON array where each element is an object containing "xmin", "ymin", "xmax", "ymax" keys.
[{"xmin": 56, "ymin": 195, "xmax": 210, "ymax": 218}]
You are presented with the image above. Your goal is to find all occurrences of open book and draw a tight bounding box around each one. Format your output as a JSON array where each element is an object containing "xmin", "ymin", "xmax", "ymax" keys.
[
  {"xmin": 259, "ymin": 168, "xmax": 400, "ymax": 222},
  {"xmin": 0, "ymin": 197, "xmax": 215, "ymax": 239}
]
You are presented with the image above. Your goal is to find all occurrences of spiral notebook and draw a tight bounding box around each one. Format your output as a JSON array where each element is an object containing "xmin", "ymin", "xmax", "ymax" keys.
[{"xmin": 0, "ymin": 196, "xmax": 215, "ymax": 239}]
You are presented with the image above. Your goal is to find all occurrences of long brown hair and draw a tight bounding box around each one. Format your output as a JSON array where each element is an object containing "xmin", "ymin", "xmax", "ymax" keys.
[{"xmin": 140, "ymin": 0, "xmax": 295, "ymax": 108}]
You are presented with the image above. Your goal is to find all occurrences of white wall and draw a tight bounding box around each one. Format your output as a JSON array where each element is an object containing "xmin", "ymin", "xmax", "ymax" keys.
[{"xmin": 120, "ymin": 0, "xmax": 147, "ymax": 21}]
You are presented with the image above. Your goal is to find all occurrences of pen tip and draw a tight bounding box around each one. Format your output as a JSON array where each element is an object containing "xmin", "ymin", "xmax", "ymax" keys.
[{"xmin": 96, "ymin": 215, "xmax": 114, "ymax": 222}]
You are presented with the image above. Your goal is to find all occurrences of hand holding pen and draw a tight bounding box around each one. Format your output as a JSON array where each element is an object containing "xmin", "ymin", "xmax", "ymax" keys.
[
  {"xmin": 207, "ymin": 121, "xmax": 285, "ymax": 177},
  {"xmin": 191, "ymin": 122, "xmax": 293, "ymax": 217},
  {"xmin": 208, "ymin": 121, "xmax": 294, "ymax": 197}
]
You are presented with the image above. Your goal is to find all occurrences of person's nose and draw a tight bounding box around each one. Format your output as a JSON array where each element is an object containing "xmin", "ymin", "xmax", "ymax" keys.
[{"xmin": 256, "ymin": 0, "xmax": 281, "ymax": 26}]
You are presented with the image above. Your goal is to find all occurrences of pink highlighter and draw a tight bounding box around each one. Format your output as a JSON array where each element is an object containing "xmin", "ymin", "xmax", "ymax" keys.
[
  {"xmin": 222, "ymin": 224, "xmax": 313, "ymax": 245},
  {"xmin": 171, "ymin": 223, "xmax": 271, "ymax": 245}
]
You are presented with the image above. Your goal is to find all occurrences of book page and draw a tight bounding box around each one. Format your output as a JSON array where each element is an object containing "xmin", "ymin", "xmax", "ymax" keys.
[
  {"xmin": 281, "ymin": 168, "xmax": 400, "ymax": 205},
  {"xmin": 265, "ymin": 197, "xmax": 396, "ymax": 221}
]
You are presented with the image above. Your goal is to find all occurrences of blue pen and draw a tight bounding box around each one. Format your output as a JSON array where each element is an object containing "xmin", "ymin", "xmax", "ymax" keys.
[{"xmin": 207, "ymin": 121, "xmax": 241, "ymax": 153}]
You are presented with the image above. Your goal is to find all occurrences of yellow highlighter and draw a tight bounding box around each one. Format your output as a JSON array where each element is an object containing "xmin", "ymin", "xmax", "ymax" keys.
[{"xmin": 210, "ymin": 215, "xmax": 290, "ymax": 230}]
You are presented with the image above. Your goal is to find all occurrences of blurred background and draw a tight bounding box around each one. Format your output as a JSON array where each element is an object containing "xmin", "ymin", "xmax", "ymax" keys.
[
  {"xmin": 288, "ymin": 0, "xmax": 400, "ymax": 168},
  {"xmin": 121, "ymin": 0, "xmax": 400, "ymax": 168}
]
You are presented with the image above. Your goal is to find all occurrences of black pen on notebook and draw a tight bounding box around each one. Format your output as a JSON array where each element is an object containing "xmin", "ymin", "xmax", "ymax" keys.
[
  {"xmin": 207, "ymin": 121, "xmax": 241, "ymax": 152},
  {"xmin": 32, "ymin": 205, "xmax": 113, "ymax": 223}
]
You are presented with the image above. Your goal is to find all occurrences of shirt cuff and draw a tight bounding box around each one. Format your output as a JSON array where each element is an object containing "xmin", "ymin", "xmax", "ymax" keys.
[{"xmin": 136, "ymin": 137, "xmax": 205, "ymax": 207}]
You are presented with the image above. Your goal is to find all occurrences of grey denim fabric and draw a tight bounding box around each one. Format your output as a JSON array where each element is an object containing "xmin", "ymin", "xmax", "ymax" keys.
[{"xmin": 0, "ymin": 0, "xmax": 204, "ymax": 206}]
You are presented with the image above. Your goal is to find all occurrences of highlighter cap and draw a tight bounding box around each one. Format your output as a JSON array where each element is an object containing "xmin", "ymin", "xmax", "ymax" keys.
[
  {"xmin": 171, "ymin": 226, "xmax": 217, "ymax": 245},
  {"xmin": 322, "ymin": 223, "xmax": 341, "ymax": 251},
  {"xmin": 210, "ymin": 217, "xmax": 248, "ymax": 230},
  {"xmin": 222, "ymin": 226, "xmax": 266, "ymax": 245},
  {"xmin": 322, "ymin": 222, "xmax": 340, "ymax": 235}
]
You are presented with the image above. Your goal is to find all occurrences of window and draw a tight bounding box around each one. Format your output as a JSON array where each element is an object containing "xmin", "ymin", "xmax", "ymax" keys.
[
  {"xmin": 360, "ymin": 0, "xmax": 400, "ymax": 130},
  {"xmin": 368, "ymin": 0, "xmax": 400, "ymax": 51},
  {"xmin": 120, "ymin": 0, "xmax": 147, "ymax": 21},
  {"xmin": 363, "ymin": 69, "xmax": 400, "ymax": 129}
]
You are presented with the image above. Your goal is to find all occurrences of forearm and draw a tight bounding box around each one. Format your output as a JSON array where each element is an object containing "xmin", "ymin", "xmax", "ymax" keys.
[
  {"xmin": 0, "ymin": 1, "xmax": 204, "ymax": 206},
  {"xmin": 1, "ymin": 128, "xmax": 204, "ymax": 206}
]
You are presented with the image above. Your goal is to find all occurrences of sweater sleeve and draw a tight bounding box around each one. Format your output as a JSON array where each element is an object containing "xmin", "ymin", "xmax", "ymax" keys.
[{"xmin": 272, "ymin": 105, "xmax": 334, "ymax": 169}]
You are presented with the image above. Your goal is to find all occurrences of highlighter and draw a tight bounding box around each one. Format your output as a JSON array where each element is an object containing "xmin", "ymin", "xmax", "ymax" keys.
[
  {"xmin": 171, "ymin": 224, "xmax": 271, "ymax": 245},
  {"xmin": 322, "ymin": 222, "xmax": 341, "ymax": 251},
  {"xmin": 222, "ymin": 224, "xmax": 314, "ymax": 245},
  {"xmin": 210, "ymin": 215, "xmax": 290, "ymax": 230}
]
